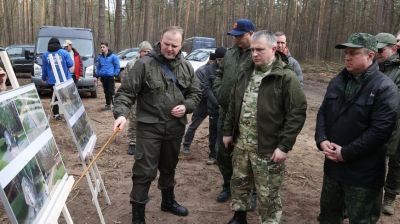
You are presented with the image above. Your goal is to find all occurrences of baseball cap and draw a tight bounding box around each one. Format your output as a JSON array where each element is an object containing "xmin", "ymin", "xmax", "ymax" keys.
[
  {"xmin": 375, "ymin": 33, "xmax": 397, "ymax": 49},
  {"xmin": 63, "ymin": 40, "xmax": 73, "ymax": 47},
  {"xmin": 227, "ymin": 19, "xmax": 255, "ymax": 36},
  {"xmin": 335, "ymin": 33, "xmax": 378, "ymax": 52}
]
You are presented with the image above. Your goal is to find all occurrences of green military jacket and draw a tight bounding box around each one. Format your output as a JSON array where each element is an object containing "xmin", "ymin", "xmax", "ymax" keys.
[
  {"xmin": 113, "ymin": 44, "xmax": 201, "ymax": 125},
  {"xmin": 380, "ymin": 53, "xmax": 400, "ymax": 156},
  {"xmin": 223, "ymin": 52, "xmax": 307, "ymax": 154},
  {"xmin": 213, "ymin": 45, "xmax": 253, "ymax": 110}
]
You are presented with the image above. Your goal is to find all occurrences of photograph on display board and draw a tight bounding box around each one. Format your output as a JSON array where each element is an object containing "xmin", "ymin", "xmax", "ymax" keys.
[
  {"xmin": 35, "ymin": 138, "xmax": 66, "ymax": 192},
  {"xmin": 14, "ymin": 89, "xmax": 48, "ymax": 142},
  {"xmin": 3, "ymin": 158, "xmax": 47, "ymax": 223},
  {"xmin": 56, "ymin": 80, "xmax": 82, "ymax": 118},
  {"xmin": 71, "ymin": 112, "xmax": 93, "ymax": 151},
  {"xmin": 0, "ymin": 100, "xmax": 29, "ymax": 171}
]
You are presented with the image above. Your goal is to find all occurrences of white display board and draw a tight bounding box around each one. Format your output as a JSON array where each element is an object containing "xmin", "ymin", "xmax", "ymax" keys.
[
  {"xmin": 54, "ymin": 79, "xmax": 96, "ymax": 160},
  {"xmin": 0, "ymin": 84, "xmax": 69, "ymax": 224}
]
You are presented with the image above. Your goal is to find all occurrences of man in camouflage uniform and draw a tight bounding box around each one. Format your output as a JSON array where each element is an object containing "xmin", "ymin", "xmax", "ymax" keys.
[
  {"xmin": 125, "ymin": 41, "xmax": 153, "ymax": 155},
  {"xmin": 113, "ymin": 26, "xmax": 201, "ymax": 224},
  {"xmin": 223, "ymin": 31, "xmax": 307, "ymax": 223},
  {"xmin": 315, "ymin": 33, "xmax": 399, "ymax": 223},
  {"xmin": 213, "ymin": 18, "xmax": 255, "ymax": 203},
  {"xmin": 375, "ymin": 33, "xmax": 400, "ymax": 215}
]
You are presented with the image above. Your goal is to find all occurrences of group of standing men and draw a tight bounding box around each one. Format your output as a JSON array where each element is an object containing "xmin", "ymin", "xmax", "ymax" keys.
[
  {"xmin": 14, "ymin": 16, "xmax": 400, "ymax": 223},
  {"xmin": 111, "ymin": 18, "xmax": 308, "ymax": 224}
]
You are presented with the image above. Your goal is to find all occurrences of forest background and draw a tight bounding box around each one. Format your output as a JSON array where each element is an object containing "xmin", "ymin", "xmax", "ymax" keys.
[{"xmin": 1, "ymin": 0, "xmax": 400, "ymax": 62}]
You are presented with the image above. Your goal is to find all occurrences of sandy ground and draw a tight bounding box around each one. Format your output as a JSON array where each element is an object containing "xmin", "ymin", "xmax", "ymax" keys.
[{"xmin": 1, "ymin": 68, "xmax": 400, "ymax": 224}]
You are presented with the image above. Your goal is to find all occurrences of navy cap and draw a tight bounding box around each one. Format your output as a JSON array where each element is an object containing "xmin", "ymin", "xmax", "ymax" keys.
[{"xmin": 227, "ymin": 19, "xmax": 255, "ymax": 36}]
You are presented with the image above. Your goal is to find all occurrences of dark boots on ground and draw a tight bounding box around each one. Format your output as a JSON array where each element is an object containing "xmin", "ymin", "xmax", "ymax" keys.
[
  {"xmin": 382, "ymin": 192, "xmax": 396, "ymax": 215},
  {"xmin": 128, "ymin": 144, "xmax": 136, "ymax": 155},
  {"xmin": 227, "ymin": 211, "xmax": 247, "ymax": 224},
  {"xmin": 132, "ymin": 202, "xmax": 145, "ymax": 224},
  {"xmin": 161, "ymin": 188, "xmax": 189, "ymax": 216},
  {"xmin": 217, "ymin": 187, "xmax": 231, "ymax": 202}
]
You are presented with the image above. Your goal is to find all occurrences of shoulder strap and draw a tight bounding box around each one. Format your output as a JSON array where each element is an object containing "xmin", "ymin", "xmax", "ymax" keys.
[{"xmin": 158, "ymin": 62, "xmax": 184, "ymax": 91}]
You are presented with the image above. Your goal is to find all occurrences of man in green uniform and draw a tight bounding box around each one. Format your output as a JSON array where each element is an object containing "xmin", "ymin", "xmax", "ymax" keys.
[
  {"xmin": 223, "ymin": 31, "xmax": 307, "ymax": 223},
  {"xmin": 213, "ymin": 18, "xmax": 255, "ymax": 203},
  {"xmin": 113, "ymin": 26, "xmax": 201, "ymax": 224},
  {"xmin": 375, "ymin": 32, "xmax": 400, "ymax": 215}
]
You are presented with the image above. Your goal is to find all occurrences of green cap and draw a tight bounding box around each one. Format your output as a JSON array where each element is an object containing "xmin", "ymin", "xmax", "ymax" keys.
[
  {"xmin": 375, "ymin": 33, "xmax": 397, "ymax": 49},
  {"xmin": 335, "ymin": 33, "xmax": 378, "ymax": 52}
]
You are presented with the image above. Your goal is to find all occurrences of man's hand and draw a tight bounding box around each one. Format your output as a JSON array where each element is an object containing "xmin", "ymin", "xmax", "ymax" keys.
[
  {"xmin": 223, "ymin": 136, "xmax": 233, "ymax": 149},
  {"xmin": 330, "ymin": 142, "xmax": 344, "ymax": 162},
  {"xmin": 171, "ymin": 105, "xmax": 186, "ymax": 118},
  {"xmin": 271, "ymin": 148, "xmax": 287, "ymax": 163},
  {"xmin": 114, "ymin": 116, "xmax": 127, "ymax": 131}
]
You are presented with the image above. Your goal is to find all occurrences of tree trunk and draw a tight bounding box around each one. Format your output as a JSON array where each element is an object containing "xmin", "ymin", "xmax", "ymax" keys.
[
  {"xmin": 184, "ymin": 0, "xmax": 190, "ymax": 36},
  {"xmin": 98, "ymin": 0, "xmax": 106, "ymax": 45},
  {"xmin": 115, "ymin": 0, "xmax": 122, "ymax": 51},
  {"xmin": 143, "ymin": 0, "xmax": 153, "ymax": 41}
]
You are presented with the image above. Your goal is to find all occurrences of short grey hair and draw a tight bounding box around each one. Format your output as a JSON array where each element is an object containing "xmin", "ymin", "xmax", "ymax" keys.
[{"xmin": 252, "ymin": 30, "xmax": 277, "ymax": 48}]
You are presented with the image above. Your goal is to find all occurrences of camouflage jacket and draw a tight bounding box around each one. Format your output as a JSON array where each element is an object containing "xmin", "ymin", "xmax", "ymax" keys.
[
  {"xmin": 223, "ymin": 52, "xmax": 307, "ymax": 154},
  {"xmin": 213, "ymin": 45, "xmax": 253, "ymax": 110},
  {"xmin": 113, "ymin": 44, "xmax": 201, "ymax": 125},
  {"xmin": 379, "ymin": 53, "xmax": 400, "ymax": 156}
]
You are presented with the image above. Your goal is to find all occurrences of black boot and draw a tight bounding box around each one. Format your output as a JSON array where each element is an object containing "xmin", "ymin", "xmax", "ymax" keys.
[
  {"xmin": 132, "ymin": 202, "xmax": 145, "ymax": 224},
  {"xmin": 128, "ymin": 144, "xmax": 136, "ymax": 155},
  {"xmin": 217, "ymin": 187, "xmax": 231, "ymax": 203},
  {"xmin": 161, "ymin": 188, "xmax": 189, "ymax": 216},
  {"xmin": 227, "ymin": 211, "xmax": 247, "ymax": 224}
]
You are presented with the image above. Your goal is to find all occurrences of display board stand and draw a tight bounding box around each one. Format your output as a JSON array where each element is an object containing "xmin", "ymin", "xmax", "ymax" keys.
[
  {"xmin": 0, "ymin": 49, "xmax": 74, "ymax": 224},
  {"xmin": 49, "ymin": 54, "xmax": 110, "ymax": 224}
]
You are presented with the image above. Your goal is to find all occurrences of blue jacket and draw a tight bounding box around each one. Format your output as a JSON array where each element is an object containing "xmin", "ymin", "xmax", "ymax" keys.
[
  {"xmin": 42, "ymin": 49, "xmax": 73, "ymax": 85},
  {"xmin": 96, "ymin": 51, "xmax": 120, "ymax": 77}
]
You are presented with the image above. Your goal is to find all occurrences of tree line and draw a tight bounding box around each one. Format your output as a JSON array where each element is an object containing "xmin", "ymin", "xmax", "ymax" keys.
[{"xmin": 0, "ymin": 0, "xmax": 399, "ymax": 62}]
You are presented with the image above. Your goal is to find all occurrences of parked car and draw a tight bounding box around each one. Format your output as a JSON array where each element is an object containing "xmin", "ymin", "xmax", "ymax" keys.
[
  {"xmin": 182, "ymin": 37, "xmax": 216, "ymax": 54},
  {"xmin": 29, "ymin": 26, "xmax": 97, "ymax": 97},
  {"xmin": 5, "ymin": 44, "xmax": 35, "ymax": 74},
  {"xmin": 185, "ymin": 48, "xmax": 215, "ymax": 72},
  {"xmin": 116, "ymin": 48, "xmax": 139, "ymax": 82}
]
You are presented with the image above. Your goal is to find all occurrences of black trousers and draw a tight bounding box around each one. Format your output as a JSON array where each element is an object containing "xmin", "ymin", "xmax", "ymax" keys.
[
  {"xmin": 130, "ymin": 120, "xmax": 186, "ymax": 204},
  {"xmin": 49, "ymin": 84, "xmax": 59, "ymax": 115},
  {"xmin": 100, "ymin": 77, "xmax": 115, "ymax": 105}
]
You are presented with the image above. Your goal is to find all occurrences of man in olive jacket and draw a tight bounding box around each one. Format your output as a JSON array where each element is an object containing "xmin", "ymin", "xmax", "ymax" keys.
[
  {"xmin": 113, "ymin": 26, "xmax": 201, "ymax": 224},
  {"xmin": 375, "ymin": 32, "xmax": 400, "ymax": 215},
  {"xmin": 315, "ymin": 33, "xmax": 399, "ymax": 223},
  {"xmin": 223, "ymin": 31, "xmax": 307, "ymax": 223},
  {"xmin": 213, "ymin": 18, "xmax": 255, "ymax": 203}
]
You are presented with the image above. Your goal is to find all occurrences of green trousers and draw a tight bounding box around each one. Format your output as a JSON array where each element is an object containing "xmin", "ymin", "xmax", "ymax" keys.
[
  {"xmin": 130, "ymin": 120, "xmax": 185, "ymax": 204},
  {"xmin": 318, "ymin": 174, "xmax": 382, "ymax": 224}
]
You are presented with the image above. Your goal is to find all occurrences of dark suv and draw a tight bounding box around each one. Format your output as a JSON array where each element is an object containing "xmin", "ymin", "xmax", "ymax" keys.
[{"xmin": 5, "ymin": 45, "xmax": 35, "ymax": 74}]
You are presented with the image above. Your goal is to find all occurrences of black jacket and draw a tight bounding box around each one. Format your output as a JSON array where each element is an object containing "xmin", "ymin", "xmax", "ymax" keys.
[{"xmin": 315, "ymin": 62, "xmax": 399, "ymax": 189}]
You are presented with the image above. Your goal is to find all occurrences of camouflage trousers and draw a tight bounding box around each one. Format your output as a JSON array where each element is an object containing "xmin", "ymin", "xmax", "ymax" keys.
[
  {"xmin": 231, "ymin": 145, "xmax": 285, "ymax": 223},
  {"xmin": 128, "ymin": 105, "xmax": 136, "ymax": 145},
  {"xmin": 319, "ymin": 174, "xmax": 382, "ymax": 224}
]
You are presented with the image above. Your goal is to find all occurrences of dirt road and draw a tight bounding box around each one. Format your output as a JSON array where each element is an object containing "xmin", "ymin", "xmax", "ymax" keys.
[{"xmin": 1, "ymin": 70, "xmax": 400, "ymax": 223}]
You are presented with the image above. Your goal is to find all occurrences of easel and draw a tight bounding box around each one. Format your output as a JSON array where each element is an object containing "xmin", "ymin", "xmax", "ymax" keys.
[
  {"xmin": 0, "ymin": 49, "xmax": 74, "ymax": 223},
  {"xmin": 49, "ymin": 54, "xmax": 110, "ymax": 224}
]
